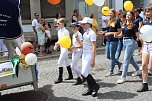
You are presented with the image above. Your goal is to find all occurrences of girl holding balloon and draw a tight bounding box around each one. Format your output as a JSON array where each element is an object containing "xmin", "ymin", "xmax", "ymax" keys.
[
  {"xmin": 54, "ymin": 18, "xmax": 73, "ymax": 84},
  {"xmin": 114, "ymin": 11, "xmax": 140, "ymax": 84},
  {"xmin": 137, "ymin": 5, "xmax": 152, "ymax": 92}
]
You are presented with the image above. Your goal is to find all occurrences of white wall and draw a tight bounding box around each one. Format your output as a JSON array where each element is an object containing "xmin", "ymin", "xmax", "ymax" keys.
[
  {"xmin": 30, "ymin": 0, "xmax": 41, "ymax": 20},
  {"xmin": 114, "ymin": 0, "xmax": 123, "ymax": 10},
  {"xmin": 144, "ymin": 0, "xmax": 152, "ymax": 8}
]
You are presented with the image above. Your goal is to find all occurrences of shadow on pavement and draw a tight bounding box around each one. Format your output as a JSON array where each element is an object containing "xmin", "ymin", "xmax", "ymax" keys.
[
  {"xmin": 40, "ymin": 84, "xmax": 80, "ymax": 101},
  {"xmin": 83, "ymin": 81, "xmax": 116, "ymax": 89},
  {"xmin": 99, "ymin": 82, "xmax": 117, "ymax": 88},
  {"xmin": 0, "ymin": 90, "xmax": 47, "ymax": 101},
  {"xmin": 97, "ymin": 91, "xmax": 138, "ymax": 100}
]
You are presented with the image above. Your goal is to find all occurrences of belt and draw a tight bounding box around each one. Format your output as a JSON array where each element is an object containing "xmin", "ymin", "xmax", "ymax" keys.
[
  {"xmin": 145, "ymin": 41, "xmax": 152, "ymax": 43},
  {"xmin": 123, "ymin": 37, "xmax": 133, "ymax": 39}
]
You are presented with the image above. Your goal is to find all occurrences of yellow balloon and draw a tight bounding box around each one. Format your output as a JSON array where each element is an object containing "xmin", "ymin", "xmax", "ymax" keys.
[
  {"xmin": 102, "ymin": 6, "xmax": 110, "ymax": 16},
  {"xmin": 59, "ymin": 36, "xmax": 71, "ymax": 48},
  {"xmin": 85, "ymin": 0, "xmax": 93, "ymax": 6},
  {"xmin": 19, "ymin": 54, "xmax": 26, "ymax": 64},
  {"xmin": 124, "ymin": 1, "xmax": 133, "ymax": 11}
]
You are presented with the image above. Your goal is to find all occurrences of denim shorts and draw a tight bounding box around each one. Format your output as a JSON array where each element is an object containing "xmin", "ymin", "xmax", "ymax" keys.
[{"xmin": 143, "ymin": 42, "xmax": 152, "ymax": 55}]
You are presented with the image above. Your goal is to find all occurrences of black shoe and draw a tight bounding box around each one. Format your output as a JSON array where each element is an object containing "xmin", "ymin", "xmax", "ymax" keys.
[
  {"xmin": 74, "ymin": 77, "xmax": 82, "ymax": 85},
  {"xmin": 92, "ymin": 84, "xmax": 100, "ymax": 97},
  {"xmin": 55, "ymin": 67, "xmax": 63, "ymax": 84},
  {"xmin": 54, "ymin": 79, "xmax": 63, "ymax": 84},
  {"xmin": 82, "ymin": 90, "xmax": 92, "ymax": 96},
  {"xmin": 65, "ymin": 76, "xmax": 73, "ymax": 80},
  {"xmin": 65, "ymin": 66, "xmax": 73, "ymax": 80},
  {"xmin": 87, "ymin": 74, "xmax": 100, "ymax": 97},
  {"xmin": 137, "ymin": 83, "xmax": 149, "ymax": 92}
]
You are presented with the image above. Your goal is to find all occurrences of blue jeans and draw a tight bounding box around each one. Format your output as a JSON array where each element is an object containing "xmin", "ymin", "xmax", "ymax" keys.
[
  {"xmin": 106, "ymin": 41, "xmax": 118, "ymax": 73},
  {"xmin": 122, "ymin": 39, "xmax": 139, "ymax": 77},
  {"xmin": 115, "ymin": 39, "xmax": 123, "ymax": 64}
]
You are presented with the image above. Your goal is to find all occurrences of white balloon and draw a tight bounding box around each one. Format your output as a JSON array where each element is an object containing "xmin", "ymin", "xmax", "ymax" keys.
[
  {"xmin": 15, "ymin": 47, "xmax": 21, "ymax": 56},
  {"xmin": 25, "ymin": 53, "xmax": 37, "ymax": 65},
  {"xmin": 93, "ymin": 0, "xmax": 105, "ymax": 6},
  {"xmin": 140, "ymin": 25, "xmax": 152, "ymax": 42}
]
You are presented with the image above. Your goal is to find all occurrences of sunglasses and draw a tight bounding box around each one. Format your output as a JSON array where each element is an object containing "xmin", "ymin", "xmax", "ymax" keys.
[{"xmin": 57, "ymin": 23, "xmax": 62, "ymax": 25}]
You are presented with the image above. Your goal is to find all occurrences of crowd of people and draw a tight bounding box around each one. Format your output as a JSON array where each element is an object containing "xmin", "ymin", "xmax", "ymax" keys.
[
  {"xmin": 1, "ymin": 0, "xmax": 152, "ymax": 99},
  {"xmin": 1, "ymin": 1, "xmax": 151, "ymax": 97},
  {"xmin": 29, "ymin": 4, "xmax": 152, "ymax": 97}
]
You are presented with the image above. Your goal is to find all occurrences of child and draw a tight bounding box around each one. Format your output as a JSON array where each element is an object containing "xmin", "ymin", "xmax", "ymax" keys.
[
  {"xmin": 78, "ymin": 17, "xmax": 100, "ymax": 97},
  {"xmin": 54, "ymin": 18, "xmax": 73, "ymax": 84},
  {"xmin": 44, "ymin": 24, "xmax": 52, "ymax": 54},
  {"xmin": 69, "ymin": 22, "xmax": 83, "ymax": 85}
]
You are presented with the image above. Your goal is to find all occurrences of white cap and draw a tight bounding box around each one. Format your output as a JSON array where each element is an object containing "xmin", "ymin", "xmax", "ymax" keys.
[{"xmin": 79, "ymin": 17, "xmax": 92, "ymax": 24}]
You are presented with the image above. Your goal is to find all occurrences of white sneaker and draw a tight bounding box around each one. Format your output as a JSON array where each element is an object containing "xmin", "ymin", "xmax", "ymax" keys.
[
  {"xmin": 132, "ymin": 70, "xmax": 141, "ymax": 77},
  {"xmin": 117, "ymin": 77, "xmax": 126, "ymax": 84}
]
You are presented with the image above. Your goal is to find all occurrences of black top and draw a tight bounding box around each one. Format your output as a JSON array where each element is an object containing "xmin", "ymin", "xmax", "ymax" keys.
[
  {"xmin": 143, "ymin": 19, "xmax": 152, "ymax": 25},
  {"xmin": 107, "ymin": 20, "xmax": 121, "ymax": 42},
  {"xmin": 0, "ymin": 0, "xmax": 22, "ymax": 39},
  {"xmin": 134, "ymin": 15, "xmax": 143, "ymax": 30},
  {"xmin": 122, "ymin": 24, "xmax": 138, "ymax": 40},
  {"xmin": 72, "ymin": 15, "xmax": 77, "ymax": 23}
]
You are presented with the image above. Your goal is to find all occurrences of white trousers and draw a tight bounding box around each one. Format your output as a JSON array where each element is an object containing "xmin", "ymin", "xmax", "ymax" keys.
[
  {"xmin": 81, "ymin": 53, "xmax": 92, "ymax": 77},
  {"xmin": 4, "ymin": 36, "xmax": 24, "ymax": 59},
  {"xmin": 71, "ymin": 50, "xmax": 82, "ymax": 77},
  {"xmin": 57, "ymin": 48, "xmax": 70, "ymax": 67}
]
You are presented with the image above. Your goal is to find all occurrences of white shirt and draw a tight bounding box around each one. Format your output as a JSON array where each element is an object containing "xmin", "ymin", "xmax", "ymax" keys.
[
  {"xmin": 32, "ymin": 19, "xmax": 39, "ymax": 27},
  {"xmin": 102, "ymin": 16, "xmax": 109, "ymax": 28},
  {"xmin": 83, "ymin": 28, "xmax": 96, "ymax": 54},
  {"xmin": 72, "ymin": 31, "xmax": 82, "ymax": 52},
  {"xmin": 58, "ymin": 27, "xmax": 70, "ymax": 53},
  {"xmin": 58, "ymin": 27, "xmax": 70, "ymax": 39},
  {"xmin": 45, "ymin": 30, "xmax": 51, "ymax": 38}
]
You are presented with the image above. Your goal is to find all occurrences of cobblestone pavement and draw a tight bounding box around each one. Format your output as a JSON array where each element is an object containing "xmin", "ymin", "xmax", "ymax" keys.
[{"xmin": 1, "ymin": 49, "xmax": 152, "ymax": 101}]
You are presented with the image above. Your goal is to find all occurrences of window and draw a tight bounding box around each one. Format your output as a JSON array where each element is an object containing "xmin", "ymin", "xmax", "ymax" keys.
[
  {"xmin": 20, "ymin": 0, "xmax": 31, "ymax": 20},
  {"xmin": 40, "ymin": 0, "xmax": 66, "ymax": 18}
]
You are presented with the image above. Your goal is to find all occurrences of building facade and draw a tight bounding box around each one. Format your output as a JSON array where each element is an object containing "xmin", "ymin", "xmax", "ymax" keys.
[{"xmin": 20, "ymin": 0, "xmax": 152, "ymax": 33}]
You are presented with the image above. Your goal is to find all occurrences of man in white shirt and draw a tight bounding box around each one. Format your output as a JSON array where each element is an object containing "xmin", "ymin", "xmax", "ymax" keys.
[{"xmin": 32, "ymin": 13, "xmax": 39, "ymax": 53}]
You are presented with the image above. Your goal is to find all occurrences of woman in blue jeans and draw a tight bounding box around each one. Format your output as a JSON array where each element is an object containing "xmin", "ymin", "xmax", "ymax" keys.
[
  {"xmin": 115, "ymin": 13, "xmax": 127, "ymax": 70},
  {"xmin": 101, "ymin": 9, "xmax": 121, "ymax": 76},
  {"xmin": 115, "ymin": 11, "xmax": 140, "ymax": 84}
]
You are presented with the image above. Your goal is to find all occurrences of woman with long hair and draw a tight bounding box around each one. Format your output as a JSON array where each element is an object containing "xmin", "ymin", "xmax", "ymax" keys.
[
  {"xmin": 115, "ymin": 11, "xmax": 140, "ymax": 84},
  {"xmin": 36, "ymin": 19, "xmax": 45, "ymax": 57},
  {"xmin": 137, "ymin": 5, "xmax": 152, "ymax": 92},
  {"xmin": 90, "ymin": 13, "xmax": 99, "ymax": 36},
  {"xmin": 102, "ymin": 9, "xmax": 121, "ymax": 76}
]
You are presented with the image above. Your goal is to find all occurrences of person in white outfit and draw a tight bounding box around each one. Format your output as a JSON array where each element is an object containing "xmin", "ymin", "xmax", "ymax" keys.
[
  {"xmin": 69, "ymin": 22, "xmax": 83, "ymax": 85},
  {"xmin": 77, "ymin": 17, "xmax": 100, "ymax": 97},
  {"xmin": 54, "ymin": 18, "xmax": 73, "ymax": 84}
]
